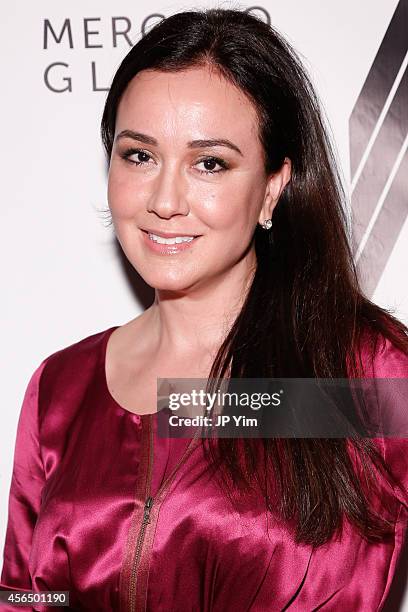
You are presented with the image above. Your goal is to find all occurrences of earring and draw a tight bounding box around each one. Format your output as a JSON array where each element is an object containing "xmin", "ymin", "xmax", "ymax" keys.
[{"xmin": 261, "ymin": 218, "xmax": 273, "ymax": 230}]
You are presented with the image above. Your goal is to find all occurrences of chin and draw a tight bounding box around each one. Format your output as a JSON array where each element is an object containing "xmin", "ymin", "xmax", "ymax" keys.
[{"xmin": 141, "ymin": 270, "xmax": 200, "ymax": 294}]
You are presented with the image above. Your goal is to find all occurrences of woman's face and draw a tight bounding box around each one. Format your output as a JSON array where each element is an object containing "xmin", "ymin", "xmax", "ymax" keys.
[{"xmin": 108, "ymin": 65, "xmax": 290, "ymax": 293}]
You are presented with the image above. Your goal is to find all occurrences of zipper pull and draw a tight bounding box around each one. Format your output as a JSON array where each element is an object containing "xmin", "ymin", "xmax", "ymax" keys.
[{"xmin": 143, "ymin": 496, "xmax": 154, "ymax": 524}]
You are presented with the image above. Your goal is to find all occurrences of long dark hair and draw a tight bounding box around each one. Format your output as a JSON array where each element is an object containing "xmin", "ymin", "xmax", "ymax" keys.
[{"xmin": 101, "ymin": 8, "xmax": 408, "ymax": 547}]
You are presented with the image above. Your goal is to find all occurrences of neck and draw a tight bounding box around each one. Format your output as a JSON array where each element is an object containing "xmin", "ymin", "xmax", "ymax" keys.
[{"xmin": 146, "ymin": 250, "xmax": 256, "ymax": 358}]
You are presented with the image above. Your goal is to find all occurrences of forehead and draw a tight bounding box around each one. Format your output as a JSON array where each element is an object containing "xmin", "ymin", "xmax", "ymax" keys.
[{"xmin": 115, "ymin": 66, "xmax": 260, "ymax": 144}]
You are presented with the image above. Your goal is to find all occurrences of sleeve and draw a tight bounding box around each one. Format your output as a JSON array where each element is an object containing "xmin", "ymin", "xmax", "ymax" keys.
[
  {"xmin": 1, "ymin": 359, "xmax": 48, "ymax": 595},
  {"xmin": 371, "ymin": 336, "xmax": 408, "ymax": 507},
  {"xmin": 369, "ymin": 337, "xmax": 408, "ymax": 610}
]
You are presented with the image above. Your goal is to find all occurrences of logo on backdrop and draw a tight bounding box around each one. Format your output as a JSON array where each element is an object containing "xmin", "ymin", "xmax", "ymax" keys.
[
  {"xmin": 349, "ymin": 0, "xmax": 407, "ymax": 297},
  {"xmin": 42, "ymin": 7, "xmax": 270, "ymax": 94}
]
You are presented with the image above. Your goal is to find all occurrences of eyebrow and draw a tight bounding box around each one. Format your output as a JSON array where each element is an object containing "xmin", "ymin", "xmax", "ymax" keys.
[{"xmin": 115, "ymin": 130, "xmax": 243, "ymax": 156}]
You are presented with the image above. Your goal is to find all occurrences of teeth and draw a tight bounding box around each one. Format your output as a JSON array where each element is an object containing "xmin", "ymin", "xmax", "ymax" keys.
[{"xmin": 148, "ymin": 233, "xmax": 195, "ymax": 245}]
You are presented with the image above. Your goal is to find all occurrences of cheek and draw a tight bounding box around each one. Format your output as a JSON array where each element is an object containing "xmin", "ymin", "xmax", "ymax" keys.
[
  {"xmin": 199, "ymin": 184, "xmax": 261, "ymax": 237},
  {"xmin": 107, "ymin": 168, "xmax": 138, "ymax": 217}
]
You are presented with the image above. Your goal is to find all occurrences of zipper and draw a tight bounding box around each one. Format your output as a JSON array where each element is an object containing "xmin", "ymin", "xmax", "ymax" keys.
[
  {"xmin": 127, "ymin": 413, "xmax": 200, "ymax": 612},
  {"xmin": 128, "ymin": 414, "xmax": 155, "ymax": 612}
]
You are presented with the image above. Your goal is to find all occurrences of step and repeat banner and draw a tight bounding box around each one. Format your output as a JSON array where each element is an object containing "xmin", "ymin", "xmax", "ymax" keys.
[{"xmin": 1, "ymin": 0, "xmax": 407, "ymax": 607}]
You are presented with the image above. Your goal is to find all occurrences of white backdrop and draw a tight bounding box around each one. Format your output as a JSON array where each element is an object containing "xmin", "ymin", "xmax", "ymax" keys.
[{"xmin": 1, "ymin": 0, "xmax": 406, "ymax": 607}]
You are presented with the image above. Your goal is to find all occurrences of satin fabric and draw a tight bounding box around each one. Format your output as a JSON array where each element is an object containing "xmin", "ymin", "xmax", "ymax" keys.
[{"xmin": 1, "ymin": 326, "xmax": 407, "ymax": 611}]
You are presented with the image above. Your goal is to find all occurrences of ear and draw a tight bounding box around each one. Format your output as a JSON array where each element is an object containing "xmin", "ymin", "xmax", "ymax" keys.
[{"xmin": 258, "ymin": 157, "xmax": 292, "ymax": 226}]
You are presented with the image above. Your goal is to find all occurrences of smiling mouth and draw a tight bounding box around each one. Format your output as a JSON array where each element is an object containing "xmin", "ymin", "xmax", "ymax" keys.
[
  {"xmin": 141, "ymin": 228, "xmax": 201, "ymax": 244},
  {"xmin": 140, "ymin": 229, "xmax": 201, "ymax": 254},
  {"xmin": 148, "ymin": 232, "xmax": 196, "ymax": 245}
]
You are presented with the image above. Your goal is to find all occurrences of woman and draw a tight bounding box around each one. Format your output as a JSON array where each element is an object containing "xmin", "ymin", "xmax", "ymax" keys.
[{"xmin": 1, "ymin": 7, "xmax": 407, "ymax": 611}]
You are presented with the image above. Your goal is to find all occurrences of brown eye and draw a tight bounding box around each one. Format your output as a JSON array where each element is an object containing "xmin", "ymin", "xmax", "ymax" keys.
[
  {"xmin": 196, "ymin": 156, "xmax": 228, "ymax": 175},
  {"xmin": 120, "ymin": 148, "xmax": 154, "ymax": 166},
  {"xmin": 134, "ymin": 151, "xmax": 150, "ymax": 163}
]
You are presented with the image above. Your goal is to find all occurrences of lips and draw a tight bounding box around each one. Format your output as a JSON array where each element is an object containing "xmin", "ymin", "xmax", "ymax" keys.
[
  {"xmin": 141, "ymin": 228, "xmax": 201, "ymax": 255},
  {"xmin": 149, "ymin": 234, "xmax": 194, "ymax": 245},
  {"xmin": 141, "ymin": 228, "xmax": 200, "ymax": 239}
]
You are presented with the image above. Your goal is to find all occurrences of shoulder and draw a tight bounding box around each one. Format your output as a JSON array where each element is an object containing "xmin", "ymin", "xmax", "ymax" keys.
[
  {"xmin": 357, "ymin": 329, "xmax": 408, "ymax": 505},
  {"xmin": 42, "ymin": 325, "xmax": 115, "ymax": 372},
  {"xmin": 15, "ymin": 327, "xmax": 117, "ymax": 451},
  {"xmin": 30, "ymin": 326, "xmax": 117, "ymax": 402},
  {"xmin": 357, "ymin": 328, "xmax": 408, "ymax": 378}
]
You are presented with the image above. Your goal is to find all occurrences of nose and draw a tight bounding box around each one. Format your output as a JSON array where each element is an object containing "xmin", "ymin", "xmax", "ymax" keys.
[{"xmin": 146, "ymin": 163, "xmax": 190, "ymax": 219}]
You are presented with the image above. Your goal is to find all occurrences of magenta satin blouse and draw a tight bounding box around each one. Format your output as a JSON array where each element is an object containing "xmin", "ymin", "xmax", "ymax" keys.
[{"xmin": 1, "ymin": 326, "xmax": 408, "ymax": 611}]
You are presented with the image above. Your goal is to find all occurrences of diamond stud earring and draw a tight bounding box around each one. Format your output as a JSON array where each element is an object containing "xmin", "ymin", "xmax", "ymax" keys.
[{"xmin": 261, "ymin": 219, "xmax": 273, "ymax": 230}]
